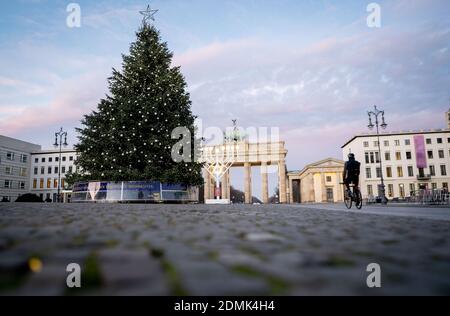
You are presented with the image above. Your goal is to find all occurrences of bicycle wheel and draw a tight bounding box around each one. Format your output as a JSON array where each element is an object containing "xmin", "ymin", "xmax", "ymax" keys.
[
  {"xmin": 355, "ymin": 190, "xmax": 363, "ymax": 209},
  {"xmin": 344, "ymin": 189, "xmax": 352, "ymax": 209}
]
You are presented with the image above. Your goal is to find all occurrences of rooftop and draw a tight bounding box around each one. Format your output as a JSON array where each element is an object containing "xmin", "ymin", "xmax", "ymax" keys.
[{"xmin": 341, "ymin": 128, "xmax": 450, "ymax": 148}]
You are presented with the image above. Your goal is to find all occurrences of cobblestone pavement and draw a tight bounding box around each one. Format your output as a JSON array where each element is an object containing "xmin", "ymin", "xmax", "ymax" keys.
[{"xmin": 0, "ymin": 203, "xmax": 449, "ymax": 296}]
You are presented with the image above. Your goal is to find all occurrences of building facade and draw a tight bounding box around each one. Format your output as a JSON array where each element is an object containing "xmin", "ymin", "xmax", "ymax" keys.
[
  {"xmin": 342, "ymin": 126, "xmax": 450, "ymax": 200},
  {"xmin": 30, "ymin": 149, "xmax": 78, "ymax": 202},
  {"xmin": 0, "ymin": 135, "xmax": 41, "ymax": 202},
  {"xmin": 287, "ymin": 158, "xmax": 345, "ymax": 203}
]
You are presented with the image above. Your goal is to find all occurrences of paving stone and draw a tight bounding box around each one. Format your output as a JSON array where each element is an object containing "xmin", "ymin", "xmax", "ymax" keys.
[{"xmin": 0, "ymin": 203, "xmax": 449, "ymax": 295}]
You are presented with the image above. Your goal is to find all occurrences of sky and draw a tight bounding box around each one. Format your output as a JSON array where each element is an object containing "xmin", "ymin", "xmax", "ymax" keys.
[{"xmin": 0, "ymin": 0, "xmax": 449, "ymax": 197}]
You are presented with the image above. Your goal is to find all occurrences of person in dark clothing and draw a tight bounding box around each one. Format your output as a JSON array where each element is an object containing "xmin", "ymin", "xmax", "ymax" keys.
[{"xmin": 343, "ymin": 153, "xmax": 361, "ymax": 195}]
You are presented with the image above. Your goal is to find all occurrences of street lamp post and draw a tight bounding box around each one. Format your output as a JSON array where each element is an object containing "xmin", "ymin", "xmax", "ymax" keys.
[
  {"xmin": 367, "ymin": 106, "xmax": 388, "ymax": 204},
  {"xmin": 53, "ymin": 127, "xmax": 68, "ymax": 203}
]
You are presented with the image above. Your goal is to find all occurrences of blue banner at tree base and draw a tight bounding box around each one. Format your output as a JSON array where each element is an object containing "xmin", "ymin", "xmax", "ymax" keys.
[{"xmin": 72, "ymin": 181, "xmax": 198, "ymax": 203}]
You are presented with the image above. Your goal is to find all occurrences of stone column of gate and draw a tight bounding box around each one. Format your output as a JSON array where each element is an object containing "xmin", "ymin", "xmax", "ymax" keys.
[
  {"xmin": 221, "ymin": 169, "xmax": 228, "ymax": 199},
  {"xmin": 226, "ymin": 169, "xmax": 231, "ymax": 199},
  {"xmin": 261, "ymin": 161, "xmax": 269, "ymax": 204},
  {"xmin": 204, "ymin": 168, "xmax": 211, "ymax": 200},
  {"xmin": 244, "ymin": 162, "xmax": 252, "ymax": 204},
  {"xmin": 336, "ymin": 171, "xmax": 342, "ymax": 202},
  {"xmin": 321, "ymin": 171, "xmax": 327, "ymax": 202},
  {"xmin": 278, "ymin": 159, "xmax": 287, "ymax": 204}
]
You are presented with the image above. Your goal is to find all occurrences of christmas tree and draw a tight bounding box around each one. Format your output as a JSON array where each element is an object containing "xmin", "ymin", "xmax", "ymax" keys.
[{"xmin": 73, "ymin": 18, "xmax": 203, "ymax": 185}]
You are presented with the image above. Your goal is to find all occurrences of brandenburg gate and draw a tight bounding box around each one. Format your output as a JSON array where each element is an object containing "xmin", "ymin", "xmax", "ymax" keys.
[{"xmin": 200, "ymin": 140, "xmax": 288, "ymax": 204}]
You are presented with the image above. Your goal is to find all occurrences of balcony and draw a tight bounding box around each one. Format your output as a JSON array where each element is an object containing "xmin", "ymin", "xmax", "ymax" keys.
[{"xmin": 417, "ymin": 174, "xmax": 431, "ymax": 181}]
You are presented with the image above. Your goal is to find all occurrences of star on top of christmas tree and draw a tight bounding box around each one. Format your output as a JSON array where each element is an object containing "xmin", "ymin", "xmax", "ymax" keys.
[{"xmin": 140, "ymin": 4, "xmax": 158, "ymax": 24}]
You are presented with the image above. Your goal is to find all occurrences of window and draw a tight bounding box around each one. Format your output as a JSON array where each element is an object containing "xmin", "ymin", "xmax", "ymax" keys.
[
  {"xmin": 408, "ymin": 166, "xmax": 414, "ymax": 177},
  {"xmin": 61, "ymin": 178, "xmax": 65, "ymax": 189},
  {"xmin": 429, "ymin": 165, "xmax": 435, "ymax": 176},
  {"xmin": 48, "ymin": 166, "xmax": 52, "ymax": 174},
  {"xmin": 62, "ymin": 166, "xmax": 66, "ymax": 174},
  {"xmin": 405, "ymin": 139, "xmax": 411, "ymax": 145},
  {"xmin": 388, "ymin": 184, "xmax": 394, "ymax": 197},
  {"xmin": 62, "ymin": 156, "xmax": 66, "ymax": 162},
  {"xmin": 40, "ymin": 179, "xmax": 44, "ymax": 189},
  {"xmin": 406, "ymin": 151, "xmax": 412, "ymax": 160},
  {"xmin": 443, "ymin": 183, "xmax": 448, "ymax": 190},
  {"xmin": 41, "ymin": 158, "xmax": 45, "ymax": 163},
  {"xmin": 40, "ymin": 167, "xmax": 45, "ymax": 174},
  {"xmin": 367, "ymin": 185, "xmax": 373, "ymax": 196},
  {"xmin": 409, "ymin": 183, "xmax": 415, "ymax": 194},
  {"xmin": 386, "ymin": 167, "xmax": 392, "ymax": 178},
  {"xmin": 33, "ymin": 179, "xmax": 37, "ymax": 189},
  {"xmin": 49, "ymin": 157, "xmax": 52, "ymax": 163},
  {"xmin": 375, "ymin": 152, "xmax": 380, "ymax": 163},
  {"xmin": 34, "ymin": 158, "xmax": 39, "ymax": 163},
  {"xmin": 437, "ymin": 138, "xmax": 442, "ymax": 144},
  {"xmin": 6, "ymin": 152, "xmax": 14, "ymax": 161},
  {"xmin": 365, "ymin": 152, "xmax": 369, "ymax": 164},
  {"xmin": 441, "ymin": 165, "xmax": 447, "ymax": 176},
  {"xmin": 54, "ymin": 179, "xmax": 58, "ymax": 188},
  {"xmin": 34, "ymin": 167, "xmax": 38, "ymax": 175},
  {"xmin": 55, "ymin": 157, "xmax": 59, "ymax": 162},
  {"xmin": 363, "ymin": 141, "xmax": 369, "ymax": 148},
  {"xmin": 54, "ymin": 167, "xmax": 58, "ymax": 174},
  {"xmin": 427, "ymin": 151, "xmax": 433, "ymax": 159},
  {"xmin": 426, "ymin": 138, "xmax": 432, "ymax": 144},
  {"xmin": 47, "ymin": 179, "xmax": 51, "ymax": 189},
  {"xmin": 432, "ymin": 183, "xmax": 437, "ymax": 190},
  {"xmin": 385, "ymin": 152, "xmax": 391, "ymax": 161},
  {"xmin": 397, "ymin": 167, "xmax": 403, "ymax": 177},
  {"xmin": 68, "ymin": 166, "xmax": 73, "ymax": 173},
  {"xmin": 5, "ymin": 166, "xmax": 12, "ymax": 175},
  {"xmin": 4, "ymin": 180, "xmax": 12, "ymax": 189},
  {"xmin": 69, "ymin": 156, "xmax": 74, "ymax": 161},
  {"xmin": 374, "ymin": 141, "xmax": 379, "ymax": 147},
  {"xmin": 376, "ymin": 167, "xmax": 381, "ymax": 178},
  {"xmin": 418, "ymin": 168, "xmax": 425, "ymax": 178},
  {"xmin": 366, "ymin": 168, "xmax": 372, "ymax": 179},
  {"xmin": 399, "ymin": 184, "xmax": 405, "ymax": 198},
  {"xmin": 395, "ymin": 140, "xmax": 400, "ymax": 146},
  {"xmin": 20, "ymin": 154, "xmax": 27, "ymax": 163},
  {"xmin": 384, "ymin": 140, "xmax": 389, "ymax": 147},
  {"xmin": 19, "ymin": 168, "xmax": 26, "ymax": 177},
  {"xmin": 448, "ymin": 138, "xmax": 450, "ymax": 143},
  {"xmin": 438, "ymin": 150, "xmax": 444, "ymax": 159},
  {"xmin": 396, "ymin": 152, "xmax": 401, "ymax": 160},
  {"xmin": 19, "ymin": 181, "xmax": 25, "ymax": 190},
  {"xmin": 370, "ymin": 152, "xmax": 374, "ymax": 163}
]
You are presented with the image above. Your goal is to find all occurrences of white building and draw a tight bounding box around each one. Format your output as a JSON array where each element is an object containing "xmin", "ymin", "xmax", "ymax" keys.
[
  {"xmin": 342, "ymin": 111, "xmax": 450, "ymax": 200},
  {"xmin": 0, "ymin": 135, "xmax": 41, "ymax": 202},
  {"xmin": 30, "ymin": 149, "xmax": 78, "ymax": 202}
]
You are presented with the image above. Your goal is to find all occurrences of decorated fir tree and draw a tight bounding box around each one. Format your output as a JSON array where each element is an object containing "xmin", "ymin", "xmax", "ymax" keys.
[{"xmin": 73, "ymin": 19, "xmax": 202, "ymax": 185}]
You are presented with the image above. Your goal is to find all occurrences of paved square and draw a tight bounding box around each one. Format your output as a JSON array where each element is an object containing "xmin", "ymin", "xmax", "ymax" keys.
[{"xmin": 0, "ymin": 203, "xmax": 449, "ymax": 295}]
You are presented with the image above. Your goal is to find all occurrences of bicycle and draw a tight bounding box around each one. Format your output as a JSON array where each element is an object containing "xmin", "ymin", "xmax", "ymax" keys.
[{"xmin": 341, "ymin": 183, "xmax": 363, "ymax": 210}]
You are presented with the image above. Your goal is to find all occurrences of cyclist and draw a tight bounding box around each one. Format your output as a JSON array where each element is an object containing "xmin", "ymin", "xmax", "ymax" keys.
[{"xmin": 343, "ymin": 153, "xmax": 361, "ymax": 197}]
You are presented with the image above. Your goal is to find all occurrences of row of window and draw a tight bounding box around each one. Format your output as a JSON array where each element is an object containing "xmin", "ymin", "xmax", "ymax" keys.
[
  {"xmin": 34, "ymin": 156, "xmax": 74, "ymax": 163},
  {"xmin": 363, "ymin": 137, "xmax": 450, "ymax": 148},
  {"xmin": 1, "ymin": 166, "xmax": 27, "ymax": 177},
  {"xmin": 3, "ymin": 152, "xmax": 28, "ymax": 163},
  {"xmin": 367, "ymin": 182, "xmax": 449, "ymax": 198},
  {"xmin": 365, "ymin": 165, "xmax": 447, "ymax": 179},
  {"xmin": 2, "ymin": 180, "xmax": 26, "ymax": 189},
  {"xmin": 33, "ymin": 166, "xmax": 74, "ymax": 175},
  {"xmin": 32, "ymin": 178, "xmax": 65, "ymax": 189},
  {"xmin": 365, "ymin": 149, "xmax": 448, "ymax": 164}
]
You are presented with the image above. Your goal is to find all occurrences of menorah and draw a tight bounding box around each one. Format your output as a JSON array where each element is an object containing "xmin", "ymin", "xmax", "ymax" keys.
[{"xmin": 200, "ymin": 142, "xmax": 240, "ymax": 204}]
